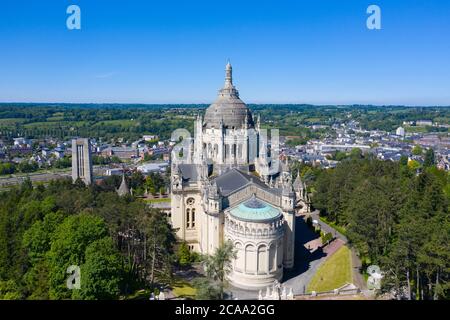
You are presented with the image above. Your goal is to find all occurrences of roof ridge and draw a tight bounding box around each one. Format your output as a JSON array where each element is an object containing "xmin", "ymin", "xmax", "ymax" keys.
[{"xmin": 234, "ymin": 168, "xmax": 251, "ymax": 181}]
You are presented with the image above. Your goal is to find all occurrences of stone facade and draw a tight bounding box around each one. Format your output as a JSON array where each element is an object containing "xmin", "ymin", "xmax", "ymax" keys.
[
  {"xmin": 170, "ymin": 63, "xmax": 306, "ymax": 289},
  {"xmin": 71, "ymin": 138, "xmax": 92, "ymax": 185}
]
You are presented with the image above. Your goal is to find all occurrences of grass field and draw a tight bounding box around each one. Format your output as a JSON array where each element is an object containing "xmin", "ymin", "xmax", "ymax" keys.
[
  {"xmin": 307, "ymin": 245, "xmax": 352, "ymax": 293},
  {"xmin": 122, "ymin": 289, "xmax": 152, "ymax": 300},
  {"xmin": 404, "ymin": 125, "xmax": 427, "ymax": 133},
  {"xmin": 145, "ymin": 198, "xmax": 171, "ymax": 203},
  {"xmin": 96, "ymin": 119, "xmax": 137, "ymax": 127},
  {"xmin": 0, "ymin": 118, "xmax": 27, "ymax": 128},
  {"xmin": 171, "ymin": 278, "xmax": 196, "ymax": 299}
]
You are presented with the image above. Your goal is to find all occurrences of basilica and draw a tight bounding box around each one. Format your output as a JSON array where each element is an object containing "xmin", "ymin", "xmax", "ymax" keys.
[{"xmin": 170, "ymin": 63, "xmax": 308, "ymax": 289}]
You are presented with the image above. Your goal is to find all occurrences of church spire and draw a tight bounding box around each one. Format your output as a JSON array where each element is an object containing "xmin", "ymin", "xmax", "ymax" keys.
[
  {"xmin": 117, "ymin": 171, "xmax": 130, "ymax": 196},
  {"xmin": 225, "ymin": 61, "xmax": 233, "ymax": 88}
]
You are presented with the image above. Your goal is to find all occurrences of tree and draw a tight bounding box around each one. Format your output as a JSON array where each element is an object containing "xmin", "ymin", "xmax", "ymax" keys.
[
  {"xmin": 74, "ymin": 237, "xmax": 122, "ymax": 300},
  {"xmin": 321, "ymin": 232, "xmax": 333, "ymax": 246},
  {"xmin": 412, "ymin": 145, "xmax": 423, "ymax": 156},
  {"xmin": 202, "ymin": 241, "xmax": 237, "ymax": 299},
  {"xmin": 140, "ymin": 209, "xmax": 176, "ymax": 289},
  {"xmin": 423, "ymin": 149, "xmax": 436, "ymax": 168},
  {"xmin": 54, "ymin": 156, "xmax": 71, "ymax": 169},
  {"xmin": 408, "ymin": 159, "xmax": 421, "ymax": 171},
  {"xmin": 129, "ymin": 171, "xmax": 145, "ymax": 190},
  {"xmin": 193, "ymin": 278, "xmax": 222, "ymax": 300},
  {"xmin": 0, "ymin": 163, "xmax": 16, "ymax": 175},
  {"xmin": 0, "ymin": 171, "xmax": 179, "ymax": 300},
  {"xmin": 47, "ymin": 213, "xmax": 109, "ymax": 299},
  {"xmin": 18, "ymin": 161, "xmax": 38, "ymax": 173},
  {"xmin": 350, "ymin": 148, "xmax": 363, "ymax": 159},
  {"xmin": 0, "ymin": 280, "xmax": 22, "ymax": 299},
  {"xmin": 177, "ymin": 242, "xmax": 192, "ymax": 267},
  {"xmin": 312, "ymin": 157, "xmax": 449, "ymax": 300},
  {"xmin": 22, "ymin": 211, "xmax": 65, "ymax": 299}
]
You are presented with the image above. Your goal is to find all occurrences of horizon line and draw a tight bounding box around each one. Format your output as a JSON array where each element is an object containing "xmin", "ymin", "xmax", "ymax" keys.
[{"xmin": 1, "ymin": 101, "xmax": 450, "ymax": 108}]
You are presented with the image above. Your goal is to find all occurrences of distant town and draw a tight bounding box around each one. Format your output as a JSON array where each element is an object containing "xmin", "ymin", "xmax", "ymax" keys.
[{"xmin": 1, "ymin": 105, "xmax": 449, "ymax": 190}]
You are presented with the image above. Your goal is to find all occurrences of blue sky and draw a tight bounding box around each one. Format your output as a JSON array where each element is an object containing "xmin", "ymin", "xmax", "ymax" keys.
[{"xmin": 0, "ymin": 0, "xmax": 449, "ymax": 105}]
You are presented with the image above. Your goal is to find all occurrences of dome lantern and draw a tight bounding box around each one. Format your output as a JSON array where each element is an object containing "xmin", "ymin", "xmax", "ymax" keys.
[{"xmin": 203, "ymin": 63, "xmax": 255, "ymax": 130}]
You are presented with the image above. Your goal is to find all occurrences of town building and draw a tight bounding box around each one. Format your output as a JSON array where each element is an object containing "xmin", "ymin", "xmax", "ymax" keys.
[
  {"xmin": 396, "ymin": 126, "xmax": 405, "ymax": 137},
  {"xmin": 71, "ymin": 138, "xmax": 93, "ymax": 185}
]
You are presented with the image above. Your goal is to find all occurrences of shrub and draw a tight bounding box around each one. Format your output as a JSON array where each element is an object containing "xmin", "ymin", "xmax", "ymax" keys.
[
  {"xmin": 176, "ymin": 242, "xmax": 192, "ymax": 267},
  {"xmin": 321, "ymin": 232, "xmax": 333, "ymax": 245}
]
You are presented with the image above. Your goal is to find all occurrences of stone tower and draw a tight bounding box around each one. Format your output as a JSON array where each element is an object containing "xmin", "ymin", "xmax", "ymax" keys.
[{"xmin": 71, "ymin": 138, "xmax": 93, "ymax": 185}]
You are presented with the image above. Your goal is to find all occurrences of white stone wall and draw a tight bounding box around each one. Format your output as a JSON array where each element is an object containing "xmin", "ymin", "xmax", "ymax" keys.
[
  {"xmin": 224, "ymin": 212, "xmax": 284, "ymax": 289},
  {"xmin": 170, "ymin": 185, "xmax": 202, "ymax": 250},
  {"xmin": 195, "ymin": 126, "xmax": 259, "ymax": 167}
]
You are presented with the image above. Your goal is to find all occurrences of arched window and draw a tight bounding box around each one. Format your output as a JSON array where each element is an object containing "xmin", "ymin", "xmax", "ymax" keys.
[
  {"xmin": 257, "ymin": 245, "xmax": 267, "ymax": 274},
  {"xmin": 186, "ymin": 208, "xmax": 190, "ymax": 228},
  {"xmin": 207, "ymin": 143, "xmax": 212, "ymax": 158},
  {"xmin": 214, "ymin": 144, "xmax": 218, "ymax": 159},
  {"xmin": 245, "ymin": 244, "xmax": 256, "ymax": 273},
  {"xmin": 191, "ymin": 209, "xmax": 196, "ymax": 228},
  {"xmin": 225, "ymin": 144, "xmax": 229, "ymax": 159}
]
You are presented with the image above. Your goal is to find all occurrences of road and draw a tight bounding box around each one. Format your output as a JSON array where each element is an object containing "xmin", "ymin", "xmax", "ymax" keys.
[
  {"xmin": 0, "ymin": 165, "xmax": 106, "ymax": 189},
  {"xmin": 310, "ymin": 210, "xmax": 367, "ymax": 291},
  {"xmin": 0, "ymin": 171, "xmax": 71, "ymax": 189}
]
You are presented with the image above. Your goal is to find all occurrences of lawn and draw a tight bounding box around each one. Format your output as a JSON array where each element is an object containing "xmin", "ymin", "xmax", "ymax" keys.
[
  {"xmin": 307, "ymin": 245, "xmax": 352, "ymax": 293},
  {"xmin": 171, "ymin": 278, "xmax": 197, "ymax": 299},
  {"xmin": 145, "ymin": 198, "xmax": 171, "ymax": 203},
  {"xmin": 122, "ymin": 289, "xmax": 152, "ymax": 300}
]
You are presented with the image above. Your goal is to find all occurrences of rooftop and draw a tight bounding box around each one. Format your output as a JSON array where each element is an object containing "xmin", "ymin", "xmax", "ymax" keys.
[{"xmin": 229, "ymin": 196, "xmax": 281, "ymax": 222}]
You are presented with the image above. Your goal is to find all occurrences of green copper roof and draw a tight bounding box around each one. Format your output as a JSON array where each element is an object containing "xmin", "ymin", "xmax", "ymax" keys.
[{"xmin": 229, "ymin": 197, "xmax": 281, "ymax": 222}]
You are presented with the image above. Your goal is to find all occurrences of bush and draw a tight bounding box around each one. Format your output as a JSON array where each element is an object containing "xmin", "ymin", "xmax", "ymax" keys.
[
  {"xmin": 0, "ymin": 163, "xmax": 16, "ymax": 175},
  {"xmin": 314, "ymin": 227, "xmax": 321, "ymax": 236},
  {"xmin": 321, "ymin": 232, "xmax": 333, "ymax": 245},
  {"xmin": 190, "ymin": 251, "xmax": 200, "ymax": 263},
  {"xmin": 193, "ymin": 278, "xmax": 221, "ymax": 300},
  {"xmin": 176, "ymin": 242, "xmax": 192, "ymax": 267}
]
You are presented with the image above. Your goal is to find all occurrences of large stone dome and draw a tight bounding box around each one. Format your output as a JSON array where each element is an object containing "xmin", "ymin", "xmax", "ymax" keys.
[
  {"xmin": 229, "ymin": 196, "xmax": 281, "ymax": 222},
  {"xmin": 204, "ymin": 63, "xmax": 255, "ymax": 129}
]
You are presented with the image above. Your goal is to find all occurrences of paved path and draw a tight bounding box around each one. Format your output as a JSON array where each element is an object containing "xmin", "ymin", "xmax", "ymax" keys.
[
  {"xmin": 310, "ymin": 210, "xmax": 367, "ymax": 292},
  {"xmin": 310, "ymin": 210, "xmax": 348, "ymax": 243}
]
